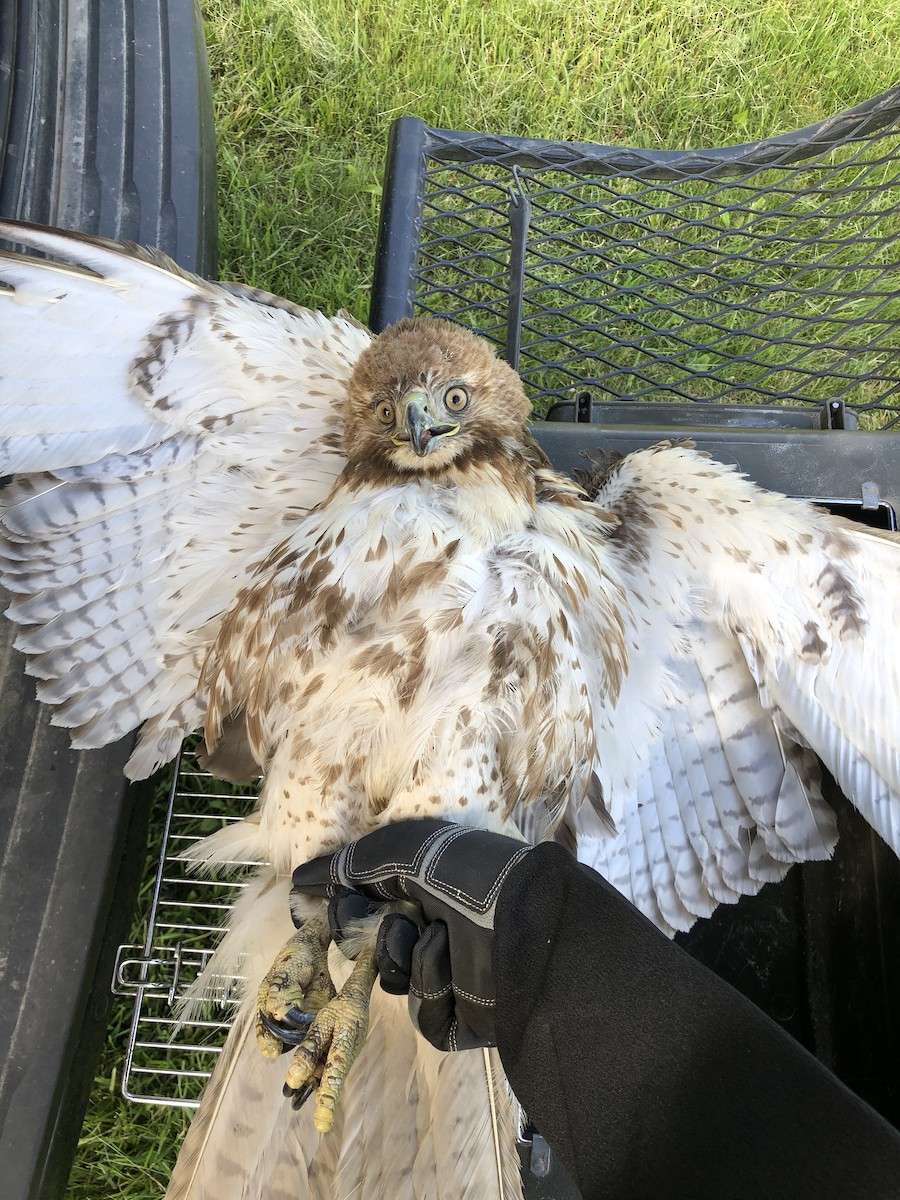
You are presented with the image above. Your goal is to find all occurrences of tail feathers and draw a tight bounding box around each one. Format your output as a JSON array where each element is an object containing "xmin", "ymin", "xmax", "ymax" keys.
[
  {"xmin": 411, "ymin": 1040, "xmax": 522, "ymax": 1200},
  {"xmin": 165, "ymin": 1005, "xmax": 302, "ymax": 1200},
  {"xmin": 169, "ymin": 985, "xmax": 524, "ymax": 1200},
  {"xmin": 168, "ymin": 867, "xmax": 524, "ymax": 1199}
]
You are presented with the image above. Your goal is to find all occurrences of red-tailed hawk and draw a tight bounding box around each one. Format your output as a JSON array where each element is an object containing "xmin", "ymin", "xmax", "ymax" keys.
[{"xmin": 2, "ymin": 221, "xmax": 900, "ymax": 1199}]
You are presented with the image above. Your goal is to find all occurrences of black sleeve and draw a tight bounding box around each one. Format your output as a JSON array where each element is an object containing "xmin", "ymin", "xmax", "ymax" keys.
[{"xmin": 493, "ymin": 842, "xmax": 900, "ymax": 1200}]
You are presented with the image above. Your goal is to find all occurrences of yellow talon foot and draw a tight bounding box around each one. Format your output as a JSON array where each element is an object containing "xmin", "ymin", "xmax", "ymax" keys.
[
  {"xmin": 283, "ymin": 946, "xmax": 378, "ymax": 1132},
  {"xmin": 255, "ymin": 913, "xmax": 336, "ymax": 1059}
]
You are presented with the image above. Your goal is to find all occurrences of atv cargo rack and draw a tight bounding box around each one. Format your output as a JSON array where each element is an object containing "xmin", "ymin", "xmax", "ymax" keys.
[{"xmin": 120, "ymin": 91, "xmax": 900, "ymax": 1200}]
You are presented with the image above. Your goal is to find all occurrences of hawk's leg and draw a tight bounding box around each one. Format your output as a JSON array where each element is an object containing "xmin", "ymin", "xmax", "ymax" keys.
[
  {"xmin": 255, "ymin": 912, "xmax": 336, "ymax": 1057},
  {"xmin": 283, "ymin": 946, "xmax": 378, "ymax": 1132},
  {"xmin": 255, "ymin": 910, "xmax": 379, "ymax": 1133}
]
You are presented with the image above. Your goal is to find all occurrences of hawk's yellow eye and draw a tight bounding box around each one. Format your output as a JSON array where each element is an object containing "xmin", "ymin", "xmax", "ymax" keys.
[
  {"xmin": 444, "ymin": 385, "xmax": 469, "ymax": 412},
  {"xmin": 376, "ymin": 400, "xmax": 395, "ymax": 425}
]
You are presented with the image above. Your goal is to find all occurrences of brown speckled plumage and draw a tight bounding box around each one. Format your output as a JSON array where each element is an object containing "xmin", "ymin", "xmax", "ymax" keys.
[{"xmin": 4, "ymin": 222, "xmax": 900, "ymax": 1199}]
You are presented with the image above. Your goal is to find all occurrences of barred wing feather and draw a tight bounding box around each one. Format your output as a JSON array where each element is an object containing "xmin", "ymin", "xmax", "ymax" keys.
[
  {"xmin": 573, "ymin": 443, "xmax": 900, "ymax": 933},
  {"xmin": 0, "ymin": 221, "xmax": 369, "ymax": 778}
]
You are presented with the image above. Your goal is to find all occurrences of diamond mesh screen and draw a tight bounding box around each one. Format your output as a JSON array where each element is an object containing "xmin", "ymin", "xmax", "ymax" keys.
[{"xmin": 372, "ymin": 88, "xmax": 900, "ymax": 426}]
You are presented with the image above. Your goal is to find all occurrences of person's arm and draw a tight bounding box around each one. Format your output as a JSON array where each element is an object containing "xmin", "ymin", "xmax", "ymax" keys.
[
  {"xmin": 495, "ymin": 842, "xmax": 900, "ymax": 1200},
  {"xmin": 291, "ymin": 821, "xmax": 900, "ymax": 1200}
]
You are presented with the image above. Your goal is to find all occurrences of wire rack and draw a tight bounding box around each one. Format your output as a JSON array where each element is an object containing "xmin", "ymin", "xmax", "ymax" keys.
[
  {"xmin": 114, "ymin": 746, "xmax": 263, "ymax": 1107},
  {"xmin": 372, "ymin": 87, "xmax": 900, "ymax": 424}
]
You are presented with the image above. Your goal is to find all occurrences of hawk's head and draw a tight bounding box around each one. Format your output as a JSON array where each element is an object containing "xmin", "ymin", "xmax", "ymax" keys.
[{"xmin": 343, "ymin": 318, "xmax": 532, "ymax": 480}]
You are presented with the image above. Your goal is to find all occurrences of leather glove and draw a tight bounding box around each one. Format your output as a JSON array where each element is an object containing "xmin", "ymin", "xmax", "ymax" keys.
[{"xmin": 290, "ymin": 819, "xmax": 532, "ymax": 1051}]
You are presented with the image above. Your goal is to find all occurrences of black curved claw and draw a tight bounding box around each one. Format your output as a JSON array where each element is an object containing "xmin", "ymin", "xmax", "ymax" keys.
[
  {"xmin": 283, "ymin": 1081, "xmax": 316, "ymax": 1111},
  {"xmin": 258, "ymin": 1006, "xmax": 315, "ymax": 1051}
]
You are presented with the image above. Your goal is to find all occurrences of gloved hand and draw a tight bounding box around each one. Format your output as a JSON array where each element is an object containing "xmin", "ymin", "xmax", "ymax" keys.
[{"xmin": 291, "ymin": 819, "xmax": 532, "ymax": 1051}]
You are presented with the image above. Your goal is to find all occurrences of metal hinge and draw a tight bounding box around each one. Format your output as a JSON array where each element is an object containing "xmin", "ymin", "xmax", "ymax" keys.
[
  {"xmin": 113, "ymin": 942, "xmax": 240, "ymax": 1007},
  {"xmin": 517, "ymin": 1128, "xmax": 553, "ymax": 1179},
  {"xmin": 861, "ymin": 480, "xmax": 881, "ymax": 510},
  {"xmin": 112, "ymin": 943, "xmax": 187, "ymax": 1006}
]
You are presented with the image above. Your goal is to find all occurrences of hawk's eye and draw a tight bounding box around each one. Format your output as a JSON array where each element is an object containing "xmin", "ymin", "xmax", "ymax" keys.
[
  {"xmin": 444, "ymin": 385, "xmax": 469, "ymax": 412},
  {"xmin": 376, "ymin": 400, "xmax": 395, "ymax": 425}
]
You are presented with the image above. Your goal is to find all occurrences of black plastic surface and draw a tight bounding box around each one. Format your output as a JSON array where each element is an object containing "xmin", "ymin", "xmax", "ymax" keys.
[
  {"xmin": 0, "ymin": 3, "xmax": 217, "ymax": 1197},
  {"xmin": 0, "ymin": 0, "xmax": 217, "ymax": 269},
  {"xmin": 533, "ymin": 423, "xmax": 900, "ymax": 517},
  {"xmin": 544, "ymin": 397, "xmax": 857, "ymax": 431}
]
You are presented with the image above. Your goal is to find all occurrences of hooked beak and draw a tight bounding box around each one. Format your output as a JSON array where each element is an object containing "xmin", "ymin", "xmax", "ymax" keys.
[{"xmin": 392, "ymin": 391, "xmax": 460, "ymax": 457}]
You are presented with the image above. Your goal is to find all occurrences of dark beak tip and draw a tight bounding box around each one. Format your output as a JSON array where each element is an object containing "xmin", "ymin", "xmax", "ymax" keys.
[{"xmin": 401, "ymin": 395, "xmax": 457, "ymax": 457}]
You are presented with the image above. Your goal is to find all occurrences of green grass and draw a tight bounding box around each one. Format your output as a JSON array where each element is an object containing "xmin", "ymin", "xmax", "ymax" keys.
[
  {"xmin": 206, "ymin": 0, "xmax": 899, "ymax": 314},
  {"xmin": 65, "ymin": 2, "xmax": 900, "ymax": 1195},
  {"xmin": 64, "ymin": 1015, "xmax": 192, "ymax": 1198}
]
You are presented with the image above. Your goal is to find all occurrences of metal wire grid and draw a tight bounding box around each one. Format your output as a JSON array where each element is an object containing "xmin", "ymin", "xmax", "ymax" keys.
[
  {"xmin": 375, "ymin": 88, "xmax": 900, "ymax": 423},
  {"xmin": 115, "ymin": 746, "xmax": 263, "ymax": 1107}
]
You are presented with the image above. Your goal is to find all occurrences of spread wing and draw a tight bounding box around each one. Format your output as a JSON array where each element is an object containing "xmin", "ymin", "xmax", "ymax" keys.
[
  {"xmin": 0, "ymin": 221, "xmax": 369, "ymax": 778},
  {"xmin": 562, "ymin": 443, "xmax": 900, "ymax": 935}
]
